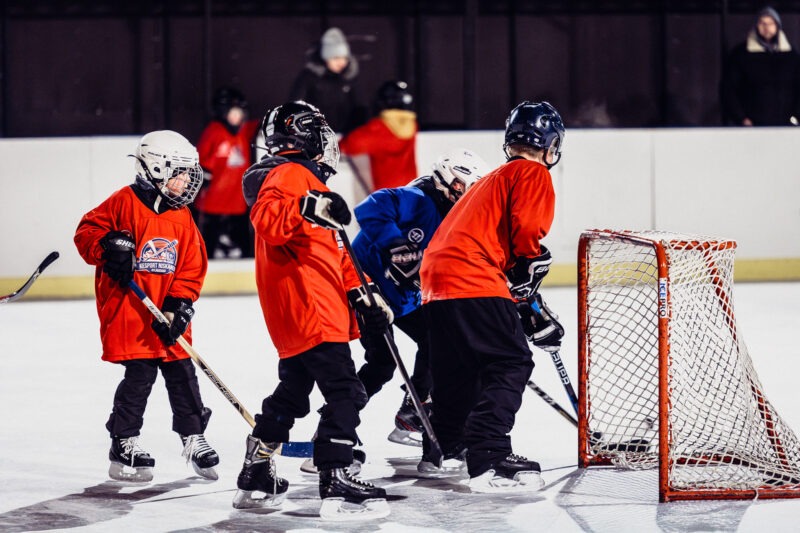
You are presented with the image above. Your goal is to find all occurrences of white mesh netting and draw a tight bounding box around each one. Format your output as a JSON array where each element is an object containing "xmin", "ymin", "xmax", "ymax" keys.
[{"xmin": 581, "ymin": 229, "xmax": 800, "ymax": 498}]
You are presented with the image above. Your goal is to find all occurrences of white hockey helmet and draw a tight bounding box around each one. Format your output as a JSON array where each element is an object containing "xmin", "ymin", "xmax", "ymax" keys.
[
  {"xmin": 431, "ymin": 148, "xmax": 491, "ymax": 202},
  {"xmin": 133, "ymin": 130, "xmax": 203, "ymax": 208}
]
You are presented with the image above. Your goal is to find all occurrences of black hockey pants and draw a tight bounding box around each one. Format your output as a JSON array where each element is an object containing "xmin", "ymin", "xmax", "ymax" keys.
[
  {"xmin": 422, "ymin": 297, "xmax": 533, "ymax": 477},
  {"xmin": 106, "ymin": 358, "xmax": 209, "ymax": 438},
  {"xmin": 253, "ymin": 342, "xmax": 368, "ymax": 470},
  {"xmin": 356, "ymin": 306, "xmax": 432, "ymax": 400}
]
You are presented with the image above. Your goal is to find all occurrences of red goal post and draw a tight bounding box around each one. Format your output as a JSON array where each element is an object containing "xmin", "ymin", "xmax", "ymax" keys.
[{"xmin": 577, "ymin": 229, "xmax": 800, "ymax": 502}]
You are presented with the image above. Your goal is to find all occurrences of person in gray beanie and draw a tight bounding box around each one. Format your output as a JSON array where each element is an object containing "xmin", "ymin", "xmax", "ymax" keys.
[
  {"xmin": 721, "ymin": 6, "xmax": 800, "ymax": 126},
  {"xmin": 289, "ymin": 27, "xmax": 367, "ymax": 134}
]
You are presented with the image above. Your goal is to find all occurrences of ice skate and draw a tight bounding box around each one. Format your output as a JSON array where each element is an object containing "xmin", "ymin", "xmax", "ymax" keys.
[
  {"xmin": 180, "ymin": 433, "xmax": 219, "ymax": 480},
  {"xmin": 232, "ymin": 435, "xmax": 289, "ymax": 509},
  {"xmin": 300, "ymin": 448, "xmax": 366, "ymax": 475},
  {"xmin": 467, "ymin": 453, "xmax": 545, "ymax": 493},
  {"xmin": 417, "ymin": 446, "xmax": 467, "ymax": 479},
  {"xmin": 387, "ymin": 393, "xmax": 430, "ymax": 447},
  {"xmin": 318, "ymin": 467, "xmax": 390, "ymax": 521},
  {"xmin": 108, "ymin": 436, "xmax": 155, "ymax": 483}
]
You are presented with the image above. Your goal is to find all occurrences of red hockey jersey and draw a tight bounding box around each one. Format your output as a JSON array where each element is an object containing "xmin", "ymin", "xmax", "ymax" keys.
[
  {"xmin": 74, "ymin": 186, "xmax": 208, "ymax": 363},
  {"xmin": 421, "ymin": 158, "xmax": 555, "ymax": 302},
  {"xmin": 249, "ymin": 162, "xmax": 362, "ymax": 358},
  {"xmin": 195, "ymin": 120, "xmax": 259, "ymax": 215},
  {"xmin": 339, "ymin": 114, "xmax": 418, "ymax": 191}
]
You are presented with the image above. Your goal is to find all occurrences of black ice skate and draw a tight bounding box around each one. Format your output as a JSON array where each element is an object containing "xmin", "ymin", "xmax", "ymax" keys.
[
  {"xmin": 417, "ymin": 445, "xmax": 467, "ymax": 479},
  {"xmin": 468, "ymin": 453, "xmax": 545, "ymax": 493},
  {"xmin": 387, "ymin": 392, "xmax": 431, "ymax": 447},
  {"xmin": 108, "ymin": 436, "xmax": 155, "ymax": 483},
  {"xmin": 231, "ymin": 435, "xmax": 288, "ymax": 509},
  {"xmin": 300, "ymin": 448, "xmax": 367, "ymax": 475},
  {"xmin": 180, "ymin": 433, "xmax": 219, "ymax": 480},
  {"xmin": 318, "ymin": 467, "xmax": 390, "ymax": 521}
]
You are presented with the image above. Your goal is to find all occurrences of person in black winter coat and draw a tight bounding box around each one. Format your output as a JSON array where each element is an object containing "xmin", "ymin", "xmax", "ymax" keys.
[
  {"xmin": 721, "ymin": 6, "xmax": 800, "ymax": 126},
  {"xmin": 289, "ymin": 27, "xmax": 367, "ymax": 134}
]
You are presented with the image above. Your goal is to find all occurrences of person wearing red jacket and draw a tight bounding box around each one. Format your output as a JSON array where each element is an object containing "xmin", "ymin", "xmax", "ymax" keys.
[
  {"xmin": 195, "ymin": 87, "xmax": 259, "ymax": 258},
  {"xmin": 233, "ymin": 101, "xmax": 392, "ymax": 521},
  {"xmin": 418, "ymin": 101, "xmax": 566, "ymax": 493},
  {"xmin": 339, "ymin": 80, "xmax": 418, "ymax": 192},
  {"xmin": 74, "ymin": 130, "xmax": 218, "ymax": 483}
]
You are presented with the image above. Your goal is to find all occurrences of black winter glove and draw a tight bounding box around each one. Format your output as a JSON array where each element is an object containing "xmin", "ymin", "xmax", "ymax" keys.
[
  {"xmin": 100, "ymin": 231, "xmax": 136, "ymax": 287},
  {"xmin": 299, "ymin": 190, "xmax": 352, "ymax": 229},
  {"xmin": 348, "ymin": 283, "xmax": 394, "ymax": 334},
  {"xmin": 506, "ymin": 245, "xmax": 552, "ymax": 300},
  {"xmin": 384, "ymin": 240, "xmax": 422, "ymax": 290},
  {"xmin": 151, "ymin": 296, "xmax": 195, "ymax": 347},
  {"xmin": 516, "ymin": 292, "xmax": 564, "ymax": 353}
]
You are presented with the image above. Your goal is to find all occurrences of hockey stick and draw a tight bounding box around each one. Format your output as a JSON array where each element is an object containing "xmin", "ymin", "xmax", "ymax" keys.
[
  {"xmin": 526, "ymin": 380, "xmax": 577, "ymax": 427},
  {"xmin": 0, "ymin": 251, "xmax": 60, "ymax": 304},
  {"xmin": 342, "ymin": 155, "xmax": 372, "ymax": 196},
  {"xmin": 127, "ymin": 280, "xmax": 313, "ymax": 458},
  {"xmin": 338, "ymin": 228, "xmax": 444, "ymax": 462},
  {"xmin": 546, "ymin": 350, "xmax": 579, "ymax": 416}
]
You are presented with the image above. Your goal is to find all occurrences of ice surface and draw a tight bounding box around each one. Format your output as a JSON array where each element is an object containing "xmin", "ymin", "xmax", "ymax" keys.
[{"xmin": 1, "ymin": 283, "xmax": 798, "ymax": 532}]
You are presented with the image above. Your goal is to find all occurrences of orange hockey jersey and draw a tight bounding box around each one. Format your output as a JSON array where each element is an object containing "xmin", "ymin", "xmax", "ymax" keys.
[
  {"xmin": 74, "ymin": 186, "xmax": 208, "ymax": 363},
  {"xmin": 194, "ymin": 119, "xmax": 259, "ymax": 215},
  {"xmin": 248, "ymin": 161, "xmax": 362, "ymax": 358},
  {"xmin": 421, "ymin": 158, "xmax": 555, "ymax": 303}
]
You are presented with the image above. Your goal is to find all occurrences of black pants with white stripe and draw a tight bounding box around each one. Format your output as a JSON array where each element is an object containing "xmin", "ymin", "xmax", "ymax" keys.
[{"xmin": 423, "ymin": 297, "xmax": 533, "ymax": 477}]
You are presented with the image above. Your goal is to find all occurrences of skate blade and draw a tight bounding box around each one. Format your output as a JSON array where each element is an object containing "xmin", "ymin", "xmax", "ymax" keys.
[
  {"xmin": 231, "ymin": 489, "xmax": 286, "ymax": 509},
  {"xmin": 467, "ymin": 469, "xmax": 544, "ymax": 493},
  {"xmin": 109, "ymin": 462, "xmax": 153, "ymax": 483},
  {"xmin": 190, "ymin": 462, "xmax": 219, "ymax": 481},
  {"xmin": 416, "ymin": 459, "xmax": 467, "ymax": 479},
  {"xmin": 319, "ymin": 497, "xmax": 390, "ymax": 521},
  {"xmin": 387, "ymin": 428, "xmax": 423, "ymax": 447},
  {"xmin": 300, "ymin": 458, "xmax": 318, "ymax": 474}
]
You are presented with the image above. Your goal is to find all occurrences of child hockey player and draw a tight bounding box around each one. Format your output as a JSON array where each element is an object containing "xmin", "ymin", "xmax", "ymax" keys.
[
  {"xmin": 235, "ymin": 100, "xmax": 392, "ymax": 521},
  {"xmin": 351, "ymin": 148, "xmax": 490, "ymax": 446},
  {"xmin": 74, "ymin": 130, "xmax": 219, "ymax": 483},
  {"xmin": 419, "ymin": 101, "xmax": 566, "ymax": 492}
]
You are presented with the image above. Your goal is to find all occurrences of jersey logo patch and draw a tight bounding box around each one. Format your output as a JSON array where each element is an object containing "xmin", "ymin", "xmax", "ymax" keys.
[
  {"xmin": 407, "ymin": 228, "xmax": 424, "ymax": 244},
  {"xmin": 137, "ymin": 238, "xmax": 178, "ymax": 274},
  {"xmin": 227, "ymin": 146, "xmax": 246, "ymax": 167}
]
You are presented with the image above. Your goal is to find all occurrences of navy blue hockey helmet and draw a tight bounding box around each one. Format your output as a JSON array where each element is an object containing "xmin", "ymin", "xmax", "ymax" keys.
[{"xmin": 503, "ymin": 101, "xmax": 565, "ymax": 168}]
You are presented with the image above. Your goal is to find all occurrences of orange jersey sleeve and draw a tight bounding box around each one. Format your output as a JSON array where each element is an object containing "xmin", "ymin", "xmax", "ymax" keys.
[{"xmin": 420, "ymin": 159, "xmax": 555, "ymax": 303}]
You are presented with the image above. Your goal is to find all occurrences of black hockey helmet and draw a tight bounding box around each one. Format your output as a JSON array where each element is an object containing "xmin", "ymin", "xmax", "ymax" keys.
[
  {"xmin": 503, "ymin": 101, "xmax": 565, "ymax": 168},
  {"xmin": 375, "ymin": 80, "xmax": 414, "ymax": 112},
  {"xmin": 213, "ymin": 87, "xmax": 248, "ymax": 119},
  {"xmin": 260, "ymin": 100, "xmax": 340, "ymax": 170}
]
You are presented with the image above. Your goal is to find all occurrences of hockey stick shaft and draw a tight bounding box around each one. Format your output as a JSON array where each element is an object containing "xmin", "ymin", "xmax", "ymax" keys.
[
  {"xmin": 338, "ymin": 228, "xmax": 443, "ymax": 460},
  {"xmin": 342, "ymin": 156, "xmax": 372, "ymax": 196},
  {"xmin": 0, "ymin": 251, "xmax": 59, "ymax": 304},
  {"xmin": 527, "ymin": 380, "xmax": 577, "ymax": 427},
  {"xmin": 547, "ymin": 350, "xmax": 579, "ymax": 416},
  {"xmin": 127, "ymin": 280, "xmax": 315, "ymax": 458}
]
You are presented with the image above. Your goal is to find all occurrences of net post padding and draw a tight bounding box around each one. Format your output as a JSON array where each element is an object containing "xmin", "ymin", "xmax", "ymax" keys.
[{"xmin": 578, "ymin": 229, "xmax": 800, "ymax": 502}]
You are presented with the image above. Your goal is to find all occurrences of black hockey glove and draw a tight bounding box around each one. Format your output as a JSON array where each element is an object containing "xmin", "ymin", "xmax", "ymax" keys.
[
  {"xmin": 151, "ymin": 296, "xmax": 195, "ymax": 347},
  {"xmin": 100, "ymin": 231, "xmax": 136, "ymax": 288},
  {"xmin": 384, "ymin": 240, "xmax": 422, "ymax": 290},
  {"xmin": 348, "ymin": 283, "xmax": 394, "ymax": 334},
  {"xmin": 516, "ymin": 293, "xmax": 564, "ymax": 353},
  {"xmin": 506, "ymin": 245, "xmax": 552, "ymax": 300},
  {"xmin": 299, "ymin": 190, "xmax": 352, "ymax": 230}
]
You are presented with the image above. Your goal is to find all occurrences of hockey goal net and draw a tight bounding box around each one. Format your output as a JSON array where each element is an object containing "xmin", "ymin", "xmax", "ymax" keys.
[{"xmin": 578, "ymin": 229, "xmax": 800, "ymax": 501}]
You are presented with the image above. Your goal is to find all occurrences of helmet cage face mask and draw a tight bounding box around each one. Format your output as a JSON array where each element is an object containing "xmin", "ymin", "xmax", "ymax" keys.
[
  {"xmin": 262, "ymin": 103, "xmax": 340, "ymax": 171},
  {"xmin": 503, "ymin": 101, "xmax": 565, "ymax": 169},
  {"xmin": 431, "ymin": 148, "xmax": 491, "ymax": 203},
  {"xmin": 134, "ymin": 133, "xmax": 203, "ymax": 208}
]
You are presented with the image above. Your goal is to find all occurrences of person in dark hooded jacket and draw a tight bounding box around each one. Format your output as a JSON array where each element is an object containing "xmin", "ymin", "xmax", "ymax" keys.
[
  {"xmin": 289, "ymin": 27, "xmax": 367, "ymax": 134},
  {"xmin": 721, "ymin": 6, "xmax": 800, "ymax": 126}
]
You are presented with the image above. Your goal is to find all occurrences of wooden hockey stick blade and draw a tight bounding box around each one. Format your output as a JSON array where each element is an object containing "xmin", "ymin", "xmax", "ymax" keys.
[{"xmin": 0, "ymin": 251, "xmax": 59, "ymax": 304}]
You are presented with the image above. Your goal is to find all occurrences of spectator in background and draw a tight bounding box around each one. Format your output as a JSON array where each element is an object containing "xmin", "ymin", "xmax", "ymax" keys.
[
  {"xmin": 339, "ymin": 80, "xmax": 418, "ymax": 192},
  {"xmin": 195, "ymin": 87, "xmax": 259, "ymax": 258},
  {"xmin": 289, "ymin": 27, "xmax": 366, "ymax": 134},
  {"xmin": 721, "ymin": 6, "xmax": 800, "ymax": 126}
]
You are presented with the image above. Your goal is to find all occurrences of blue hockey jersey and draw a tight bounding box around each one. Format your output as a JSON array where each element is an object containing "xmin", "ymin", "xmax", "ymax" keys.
[{"xmin": 352, "ymin": 183, "xmax": 445, "ymax": 318}]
